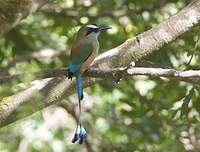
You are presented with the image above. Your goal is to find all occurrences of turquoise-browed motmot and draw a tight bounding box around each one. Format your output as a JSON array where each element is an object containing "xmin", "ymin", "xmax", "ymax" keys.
[{"xmin": 68, "ymin": 24, "xmax": 111, "ymax": 144}]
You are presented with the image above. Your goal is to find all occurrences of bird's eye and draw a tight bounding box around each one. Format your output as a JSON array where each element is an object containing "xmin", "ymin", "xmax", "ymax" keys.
[
  {"xmin": 86, "ymin": 28, "xmax": 98, "ymax": 35},
  {"xmin": 86, "ymin": 29, "xmax": 92, "ymax": 35}
]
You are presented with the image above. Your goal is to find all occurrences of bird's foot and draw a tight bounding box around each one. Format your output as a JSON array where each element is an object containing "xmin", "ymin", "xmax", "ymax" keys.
[
  {"xmin": 67, "ymin": 69, "xmax": 73, "ymax": 80},
  {"xmin": 72, "ymin": 124, "xmax": 87, "ymax": 144}
]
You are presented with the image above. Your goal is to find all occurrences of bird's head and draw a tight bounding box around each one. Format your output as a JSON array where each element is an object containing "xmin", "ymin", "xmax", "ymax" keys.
[{"xmin": 76, "ymin": 24, "xmax": 111, "ymax": 40}]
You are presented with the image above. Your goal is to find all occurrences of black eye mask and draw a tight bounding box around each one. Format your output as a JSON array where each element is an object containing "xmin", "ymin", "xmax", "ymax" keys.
[{"xmin": 86, "ymin": 27, "xmax": 99, "ymax": 35}]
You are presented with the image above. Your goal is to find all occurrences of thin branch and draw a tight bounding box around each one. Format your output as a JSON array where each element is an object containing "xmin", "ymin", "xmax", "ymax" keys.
[
  {"xmin": 0, "ymin": 67, "xmax": 69, "ymax": 84},
  {"xmin": 88, "ymin": 67, "xmax": 200, "ymax": 83},
  {"xmin": 1, "ymin": 67, "xmax": 200, "ymax": 85}
]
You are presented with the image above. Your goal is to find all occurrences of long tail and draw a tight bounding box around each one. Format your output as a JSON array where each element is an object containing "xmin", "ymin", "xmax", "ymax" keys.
[
  {"xmin": 75, "ymin": 73, "xmax": 84, "ymax": 101},
  {"xmin": 70, "ymin": 64, "xmax": 87, "ymax": 143}
]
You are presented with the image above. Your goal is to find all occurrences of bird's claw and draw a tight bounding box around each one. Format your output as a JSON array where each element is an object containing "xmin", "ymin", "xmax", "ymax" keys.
[{"xmin": 67, "ymin": 69, "xmax": 73, "ymax": 80}]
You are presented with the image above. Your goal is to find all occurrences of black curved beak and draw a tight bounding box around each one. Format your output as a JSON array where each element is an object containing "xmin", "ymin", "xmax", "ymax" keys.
[{"xmin": 98, "ymin": 25, "xmax": 112, "ymax": 31}]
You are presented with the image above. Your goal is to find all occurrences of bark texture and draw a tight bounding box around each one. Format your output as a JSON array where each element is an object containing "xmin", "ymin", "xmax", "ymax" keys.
[
  {"xmin": 92, "ymin": 0, "xmax": 200, "ymax": 69},
  {"xmin": 0, "ymin": 0, "xmax": 47, "ymax": 35}
]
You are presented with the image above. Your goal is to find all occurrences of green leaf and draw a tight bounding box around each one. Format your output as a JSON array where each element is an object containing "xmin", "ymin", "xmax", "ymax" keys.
[
  {"xmin": 181, "ymin": 88, "xmax": 194, "ymax": 117},
  {"xmin": 171, "ymin": 108, "xmax": 180, "ymax": 119}
]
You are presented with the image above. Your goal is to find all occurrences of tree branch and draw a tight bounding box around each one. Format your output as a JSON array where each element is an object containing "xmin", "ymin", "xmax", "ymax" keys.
[
  {"xmin": 91, "ymin": 0, "xmax": 200, "ymax": 69},
  {"xmin": 1, "ymin": 0, "xmax": 200, "ymax": 127},
  {"xmin": 0, "ymin": 0, "xmax": 47, "ymax": 35},
  {"xmin": 1, "ymin": 66, "xmax": 200, "ymax": 85},
  {"xmin": 1, "ymin": 66, "xmax": 200, "ymax": 127}
]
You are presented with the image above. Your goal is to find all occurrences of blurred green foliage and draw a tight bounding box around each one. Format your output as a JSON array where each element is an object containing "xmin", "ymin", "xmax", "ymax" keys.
[{"xmin": 0, "ymin": 0, "xmax": 200, "ymax": 152}]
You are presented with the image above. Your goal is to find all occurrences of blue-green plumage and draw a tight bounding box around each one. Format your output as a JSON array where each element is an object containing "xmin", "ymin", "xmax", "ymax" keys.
[
  {"xmin": 69, "ymin": 24, "xmax": 111, "ymax": 144},
  {"xmin": 76, "ymin": 73, "xmax": 83, "ymax": 100},
  {"xmin": 69, "ymin": 64, "xmax": 83, "ymax": 101}
]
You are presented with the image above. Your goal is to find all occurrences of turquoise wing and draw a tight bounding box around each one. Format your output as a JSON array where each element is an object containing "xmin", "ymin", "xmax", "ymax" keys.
[{"xmin": 70, "ymin": 42, "xmax": 93, "ymax": 64}]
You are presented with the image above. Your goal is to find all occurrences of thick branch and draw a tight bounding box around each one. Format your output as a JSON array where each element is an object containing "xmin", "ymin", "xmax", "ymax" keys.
[
  {"xmin": 0, "ymin": 76, "xmax": 100, "ymax": 127},
  {"xmin": 92, "ymin": 0, "xmax": 200, "ymax": 70},
  {"xmin": 1, "ymin": 0, "xmax": 200, "ymax": 127},
  {"xmin": 0, "ymin": 0, "xmax": 47, "ymax": 35}
]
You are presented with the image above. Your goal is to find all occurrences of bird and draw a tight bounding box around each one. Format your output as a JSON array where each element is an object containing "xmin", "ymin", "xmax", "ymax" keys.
[{"xmin": 68, "ymin": 24, "xmax": 111, "ymax": 144}]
